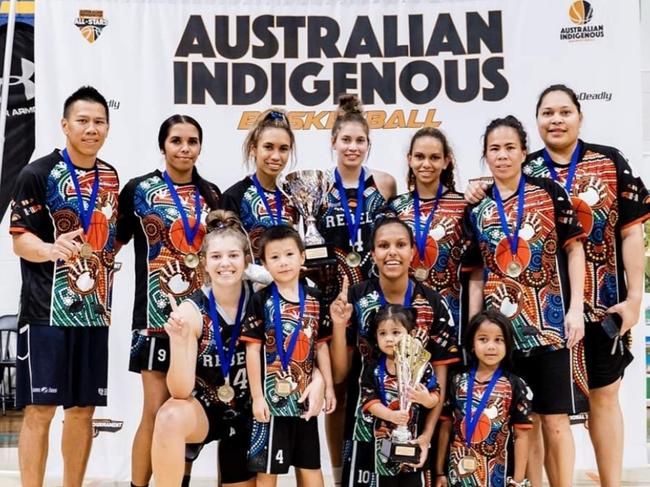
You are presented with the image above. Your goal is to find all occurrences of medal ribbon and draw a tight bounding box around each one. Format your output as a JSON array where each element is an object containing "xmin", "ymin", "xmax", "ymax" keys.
[
  {"xmin": 272, "ymin": 283, "xmax": 305, "ymax": 372},
  {"xmin": 62, "ymin": 149, "xmax": 100, "ymax": 236},
  {"xmin": 413, "ymin": 184, "xmax": 443, "ymax": 263},
  {"xmin": 251, "ymin": 174, "xmax": 283, "ymax": 225},
  {"xmin": 493, "ymin": 176, "xmax": 525, "ymax": 258},
  {"xmin": 465, "ymin": 367, "xmax": 502, "ymax": 447},
  {"xmin": 208, "ymin": 286, "xmax": 246, "ymax": 382},
  {"xmin": 542, "ymin": 141, "xmax": 582, "ymax": 192},
  {"xmin": 163, "ymin": 171, "xmax": 202, "ymax": 249},
  {"xmin": 334, "ymin": 168, "xmax": 366, "ymax": 248},
  {"xmin": 378, "ymin": 354, "xmax": 389, "ymax": 405},
  {"xmin": 378, "ymin": 280, "xmax": 413, "ymax": 307}
]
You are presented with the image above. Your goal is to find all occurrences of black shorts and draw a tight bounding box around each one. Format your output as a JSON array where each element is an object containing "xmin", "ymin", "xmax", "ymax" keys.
[
  {"xmin": 513, "ymin": 347, "xmax": 588, "ymax": 415},
  {"xmin": 378, "ymin": 472, "xmax": 425, "ymax": 487},
  {"xmin": 583, "ymin": 320, "xmax": 633, "ymax": 389},
  {"xmin": 16, "ymin": 324, "xmax": 108, "ymax": 409},
  {"xmin": 342, "ymin": 439, "xmax": 375, "ymax": 487},
  {"xmin": 247, "ymin": 416, "xmax": 320, "ymax": 474},
  {"xmin": 129, "ymin": 330, "xmax": 170, "ymax": 373}
]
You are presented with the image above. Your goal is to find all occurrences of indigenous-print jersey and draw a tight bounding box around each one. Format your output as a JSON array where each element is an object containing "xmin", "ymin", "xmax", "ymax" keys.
[
  {"xmin": 316, "ymin": 171, "xmax": 386, "ymax": 305},
  {"xmin": 240, "ymin": 285, "xmax": 329, "ymax": 417},
  {"xmin": 116, "ymin": 169, "xmax": 220, "ymax": 330},
  {"xmin": 187, "ymin": 285, "xmax": 251, "ymax": 417},
  {"xmin": 222, "ymin": 176, "xmax": 297, "ymax": 259},
  {"xmin": 445, "ymin": 371, "xmax": 532, "ymax": 487},
  {"xmin": 10, "ymin": 150, "xmax": 119, "ymax": 327},
  {"xmin": 462, "ymin": 176, "xmax": 585, "ymax": 352},
  {"xmin": 361, "ymin": 357, "xmax": 438, "ymax": 476},
  {"xmin": 389, "ymin": 190, "xmax": 468, "ymax": 330},
  {"xmin": 345, "ymin": 279, "xmax": 460, "ymax": 444},
  {"xmin": 525, "ymin": 141, "xmax": 650, "ymax": 321}
]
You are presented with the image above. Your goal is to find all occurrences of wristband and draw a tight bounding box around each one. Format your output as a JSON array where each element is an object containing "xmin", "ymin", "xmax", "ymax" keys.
[{"xmin": 506, "ymin": 477, "xmax": 531, "ymax": 487}]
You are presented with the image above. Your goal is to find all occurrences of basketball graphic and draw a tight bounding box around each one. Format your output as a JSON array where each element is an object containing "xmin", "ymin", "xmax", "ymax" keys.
[
  {"xmin": 571, "ymin": 197, "xmax": 594, "ymax": 235},
  {"xmin": 569, "ymin": 1, "xmax": 594, "ymax": 25},
  {"xmin": 411, "ymin": 237, "xmax": 438, "ymax": 270},
  {"xmin": 169, "ymin": 217, "xmax": 206, "ymax": 253},
  {"xmin": 287, "ymin": 331, "xmax": 310, "ymax": 362},
  {"xmin": 87, "ymin": 210, "xmax": 109, "ymax": 250},
  {"xmin": 80, "ymin": 25, "xmax": 102, "ymax": 43},
  {"xmin": 467, "ymin": 413, "xmax": 491, "ymax": 443},
  {"xmin": 495, "ymin": 237, "xmax": 531, "ymax": 277}
]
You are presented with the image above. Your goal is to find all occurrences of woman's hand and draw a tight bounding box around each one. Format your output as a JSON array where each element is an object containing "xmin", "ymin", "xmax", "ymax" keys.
[
  {"xmin": 330, "ymin": 275, "xmax": 353, "ymax": 329},
  {"xmin": 252, "ymin": 396, "xmax": 270, "ymax": 423},
  {"xmin": 324, "ymin": 386, "xmax": 337, "ymax": 414},
  {"xmin": 564, "ymin": 306, "xmax": 584, "ymax": 349},
  {"xmin": 164, "ymin": 295, "xmax": 190, "ymax": 341}
]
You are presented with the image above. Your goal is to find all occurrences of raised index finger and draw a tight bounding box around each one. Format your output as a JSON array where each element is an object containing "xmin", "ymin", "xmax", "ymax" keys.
[
  {"xmin": 340, "ymin": 275, "xmax": 349, "ymax": 300},
  {"xmin": 167, "ymin": 293, "xmax": 179, "ymax": 313}
]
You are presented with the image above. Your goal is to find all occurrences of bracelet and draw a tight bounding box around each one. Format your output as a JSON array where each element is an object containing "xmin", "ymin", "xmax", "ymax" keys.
[{"xmin": 506, "ymin": 477, "xmax": 531, "ymax": 487}]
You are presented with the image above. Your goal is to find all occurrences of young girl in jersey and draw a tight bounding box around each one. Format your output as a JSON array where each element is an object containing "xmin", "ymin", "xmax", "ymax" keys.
[
  {"xmin": 116, "ymin": 114, "xmax": 221, "ymax": 487},
  {"xmin": 241, "ymin": 225, "xmax": 336, "ymax": 487},
  {"xmin": 361, "ymin": 304, "xmax": 440, "ymax": 487},
  {"xmin": 222, "ymin": 109, "xmax": 298, "ymax": 260},
  {"xmin": 444, "ymin": 309, "xmax": 532, "ymax": 487}
]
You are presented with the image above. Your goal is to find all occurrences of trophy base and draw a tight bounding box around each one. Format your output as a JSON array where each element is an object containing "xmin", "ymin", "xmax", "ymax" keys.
[
  {"xmin": 304, "ymin": 243, "xmax": 337, "ymax": 268},
  {"xmin": 379, "ymin": 438, "xmax": 421, "ymax": 464}
]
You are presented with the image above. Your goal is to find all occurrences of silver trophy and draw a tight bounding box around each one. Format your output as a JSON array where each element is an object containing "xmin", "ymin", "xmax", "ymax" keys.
[
  {"xmin": 280, "ymin": 170, "xmax": 335, "ymax": 267},
  {"xmin": 380, "ymin": 334, "xmax": 431, "ymax": 463}
]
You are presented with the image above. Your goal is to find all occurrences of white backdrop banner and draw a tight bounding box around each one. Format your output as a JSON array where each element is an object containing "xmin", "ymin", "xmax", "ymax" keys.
[{"xmin": 33, "ymin": 0, "xmax": 646, "ymax": 480}]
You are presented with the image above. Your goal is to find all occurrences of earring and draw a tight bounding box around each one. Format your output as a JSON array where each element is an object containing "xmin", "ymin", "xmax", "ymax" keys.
[{"xmin": 370, "ymin": 262, "xmax": 379, "ymax": 278}]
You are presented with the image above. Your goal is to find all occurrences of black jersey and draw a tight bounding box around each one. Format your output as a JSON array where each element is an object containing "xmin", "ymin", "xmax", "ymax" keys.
[
  {"xmin": 10, "ymin": 149, "xmax": 119, "ymax": 327},
  {"xmin": 116, "ymin": 169, "xmax": 220, "ymax": 330}
]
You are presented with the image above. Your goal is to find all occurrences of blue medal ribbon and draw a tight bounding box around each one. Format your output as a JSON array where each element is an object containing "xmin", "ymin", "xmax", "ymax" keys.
[
  {"xmin": 378, "ymin": 280, "xmax": 414, "ymax": 307},
  {"xmin": 334, "ymin": 168, "xmax": 366, "ymax": 248},
  {"xmin": 493, "ymin": 176, "xmax": 525, "ymax": 257},
  {"xmin": 271, "ymin": 283, "xmax": 305, "ymax": 372},
  {"xmin": 378, "ymin": 354, "xmax": 389, "ymax": 405},
  {"xmin": 251, "ymin": 174, "xmax": 283, "ymax": 225},
  {"xmin": 162, "ymin": 171, "xmax": 202, "ymax": 248},
  {"xmin": 208, "ymin": 287, "xmax": 246, "ymax": 382},
  {"xmin": 413, "ymin": 184, "xmax": 443, "ymax": 263},
  {"xmin": 542, "ymin": 141, "xmax": 582, "ymax": 192},
  {"xmin": 62, "ymin": 149, "xmax": 100, "ymax": 235},
  {"xmin": 465, "ymin": 367, "xmax": 502, "ymax": 447}
]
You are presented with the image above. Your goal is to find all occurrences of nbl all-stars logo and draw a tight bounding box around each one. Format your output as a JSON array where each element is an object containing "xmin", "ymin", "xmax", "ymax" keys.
[
  {"xmin": 560, "ymin": 1, "xmax": 604, "ymax": 41},
  {"xmin": 74, "ymin": 10, "xmax": 108, "ymax": 44}
]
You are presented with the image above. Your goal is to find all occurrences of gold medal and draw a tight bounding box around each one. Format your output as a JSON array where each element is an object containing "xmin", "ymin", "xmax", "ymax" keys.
[
  {"xmin": 460, "ymin": 454, "xmax": 477, "ymax": 474},
  {"xmin": 80, "ymin": 242, "xmax": 93, "ymax": 259},
  {"xmin": 506, "ymin": 260, "xmax": 522, "ymax": 278},
  {"xmin": 345, "ymin": 251, "xmax": 362, "ymax": 268},
  {"xmin": 184, "ymin": 252, "xmax": 200, "ymax": 268},
  {"xmin": 275, "ymin": 378, "xmax": 292, "ymax": 397},
  {"xmin": 217, "ymin": 383, "xmax": 235, "ymax": 403},
  {"xmin": 413, "ymin": 266, "xmax": 429, "ymax": 282}
]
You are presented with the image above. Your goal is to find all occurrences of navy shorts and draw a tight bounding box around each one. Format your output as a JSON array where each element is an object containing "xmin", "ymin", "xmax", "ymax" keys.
[
  {"xmin": 247, "ymin": 416, "xmax": 320, "ymax": 474},
  {"xmin": 583, "ymin": 320, "xmax": 633, "ymax": 389},
  {"xmin": 16, "ymin": 324, "xmax": 108, "ymax": 409},
  {"xmin": 129, "ymin": 330, "xmax": 170, "ymax": 373}
]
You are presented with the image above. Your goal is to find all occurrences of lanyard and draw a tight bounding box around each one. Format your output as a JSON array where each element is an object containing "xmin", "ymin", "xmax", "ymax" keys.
[
  {"xmin": 377, "ymin": 280, "xmax": 414, "ymax": 307},
  {"xmin": 493, "ymin": 176, "xmax": 525, "ymax": 257},
  {"xmin": 542, "ymin": 141, "xmax": 582, "ymax": 192},
  {"xmin": 465, "ymin": 367, "xmax": 502, "ymax": 447},
  {"xmin": 251, "ymin": 174, "xmax": 283, "ymax": 225},
  {"xmin": 334, "ymin": 168, "xmax": 366, "ymax": 248},
  {"xmin": 163, "ymin": 171, "xmax": 202, "ymax": 248},
  {"xmin": 271, "ymin": 283, "xmax": 305, "ymax": 372},
  {"xmin": 208, "ymin": 287, "xmax": 246, "ymax": 381},
  {"xmin": 61, "ymin": 149, "xmax": 100, "ymax": 235},
  {"xmin": 413, "ymin": 184, "xmax": 443, "ymax": 262}
]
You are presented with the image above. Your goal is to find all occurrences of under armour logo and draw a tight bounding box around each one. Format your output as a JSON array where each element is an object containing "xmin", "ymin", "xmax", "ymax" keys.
[{"xmin": 0, "ymin": 58, "xmax": 34, "ymax": 101}]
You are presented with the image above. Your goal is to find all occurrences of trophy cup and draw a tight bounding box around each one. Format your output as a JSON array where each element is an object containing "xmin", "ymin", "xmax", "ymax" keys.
[
  {"xmin": 280, "ymin": 170, "xmax": 335, "ymax": 267},
  {"xmin": 380, "ymin": 335, "xmax": 431, "ymax": 463}
]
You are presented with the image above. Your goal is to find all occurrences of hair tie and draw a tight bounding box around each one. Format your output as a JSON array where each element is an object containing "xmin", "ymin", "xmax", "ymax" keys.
[{"xmin": 269, "ymin": 110, "xmax": 285, "ymax": 122}]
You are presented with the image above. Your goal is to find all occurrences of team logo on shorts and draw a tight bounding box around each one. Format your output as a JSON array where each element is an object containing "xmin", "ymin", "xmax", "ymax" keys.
[{"xmin": 74, "ymin": 10, "xmax": 108, "ymax": 44}]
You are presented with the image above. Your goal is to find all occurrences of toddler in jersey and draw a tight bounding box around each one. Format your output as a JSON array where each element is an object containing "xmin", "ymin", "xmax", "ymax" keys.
[
  {"xmin": 241, "ymin": 225, "xmax": 335, "ymax": 486},
  {"xmin": 442, "ymin": 310, "xmax": 533, "ymax": 487},
  {"xmin": 360, "ymin": 304, "xmax": 440, "ymax": 487}
]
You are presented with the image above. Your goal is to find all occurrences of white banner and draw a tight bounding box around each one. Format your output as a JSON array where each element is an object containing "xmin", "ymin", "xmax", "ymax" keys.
[{"xmin": 28, "ymin": 0, "xmax": 646, "ymax": 480}]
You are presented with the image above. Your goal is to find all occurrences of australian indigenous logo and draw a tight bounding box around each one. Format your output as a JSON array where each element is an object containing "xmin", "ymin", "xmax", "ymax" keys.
[
  {"xmin": 74, "ymin": 10, "xmax": 108, "ymax": 43},
  {"xmin": 560, "ymin": 1, "xmax": 604, "ymax": 41}
]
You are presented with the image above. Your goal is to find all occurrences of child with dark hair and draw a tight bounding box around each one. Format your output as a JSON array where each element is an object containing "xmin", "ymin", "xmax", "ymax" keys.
[
  {"xmin": 440, "ymin": 310, "xmax": 533, "ymax": 487},
  {"xmin": 360, "ymin": 304, "xmax": 440, "ymax": 487}
]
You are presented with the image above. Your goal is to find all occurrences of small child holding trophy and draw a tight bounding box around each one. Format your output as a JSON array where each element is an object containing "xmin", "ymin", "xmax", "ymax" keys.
[
  {"xmin": 241, "ymin": 225, "xmax": 336, "ymax": 486},
  {"xmin": 360, "ymin": 304, "xmax": 440, "ymax": 486},
  {"xmin": 441, "ymin": 309, "xmax": 533, "ymax": 487}
]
